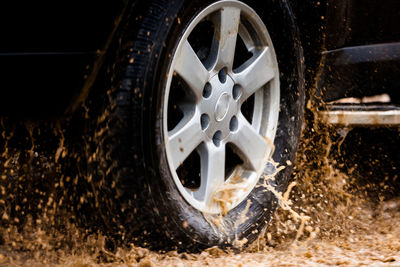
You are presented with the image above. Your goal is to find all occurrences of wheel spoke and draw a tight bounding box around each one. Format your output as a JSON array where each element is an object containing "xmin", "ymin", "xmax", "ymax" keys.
[
  {"xmin": 230, "ymin": 113, "xmax": 271, "ymax": 171},
  {"xmin": 212, "ymin": 7, "xmax": 241, "ymax": 71},
  {"xmin": 174, "ymin": 40, "xmax": 209, "ymax": 100},
  {"xmin": 194, "ymin": 142, "xmax": 226, "ymax": 204},
  {"xmin": 233, "ymin": 47, "xmax": 276, "ymax": 102},
  {"xmin": 168, "ymin": 113, "xmax": 204, "ymax": 170}
]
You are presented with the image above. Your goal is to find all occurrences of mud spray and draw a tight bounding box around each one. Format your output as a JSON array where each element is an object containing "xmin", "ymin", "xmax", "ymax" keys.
[{"xmin": 0, "ymin": 98, "xmax": 399, "ymax": 266}]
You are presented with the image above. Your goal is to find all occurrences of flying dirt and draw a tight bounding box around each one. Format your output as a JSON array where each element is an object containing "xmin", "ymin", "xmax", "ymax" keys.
[{"xmin": 0, "ymin": 115, "xmax": 398, "ymax": 266}]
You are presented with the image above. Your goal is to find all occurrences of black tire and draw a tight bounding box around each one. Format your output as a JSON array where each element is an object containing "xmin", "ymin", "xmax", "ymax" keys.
[{"xmin": 85, "ymin": 0, "xmax": 305, "ymax": 251}]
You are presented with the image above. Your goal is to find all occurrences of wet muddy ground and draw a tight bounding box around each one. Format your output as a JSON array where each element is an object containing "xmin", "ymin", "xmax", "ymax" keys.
[
  {"xmin": 0, "ymin": 121, "xmax": 398, "ymax": 266},
  {"xmin": 1, "ymin": 201, "xmax": 399, "ymax": 266}
]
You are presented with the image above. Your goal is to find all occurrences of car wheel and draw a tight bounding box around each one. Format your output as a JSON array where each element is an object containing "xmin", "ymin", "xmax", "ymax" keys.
[{"xmin": 86, "ymin": 0, "xmax": 305, "ymax": 250}]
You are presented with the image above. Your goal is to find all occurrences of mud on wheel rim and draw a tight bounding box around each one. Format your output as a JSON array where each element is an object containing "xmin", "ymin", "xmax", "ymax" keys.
[{"xmin": 163, "ymin": 0, "xmax": 280, "ymax": 214}]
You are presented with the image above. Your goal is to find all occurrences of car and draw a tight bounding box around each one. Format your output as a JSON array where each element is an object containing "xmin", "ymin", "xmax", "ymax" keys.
[{"xmin": 1, "ymin": 0, "xmax": 399, "ymax": 250}]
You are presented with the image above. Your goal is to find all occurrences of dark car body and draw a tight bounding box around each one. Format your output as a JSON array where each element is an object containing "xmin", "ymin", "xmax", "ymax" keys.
[
  {"xmin": 318, "ymin": 0, "xmax": 400, "ymax": 102},
  {"xmin": 0, "ymin": 0, "xmax": 399, "ymax": 118},
  {"xmin": 0, "ymin": 0, "xmax": 127, "ymax": 117}
]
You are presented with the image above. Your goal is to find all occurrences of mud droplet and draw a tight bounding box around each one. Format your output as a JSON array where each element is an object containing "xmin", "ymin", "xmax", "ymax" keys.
[{"xmin": 138, "ymin": 257, "xmax": 153, "ymax": 267}]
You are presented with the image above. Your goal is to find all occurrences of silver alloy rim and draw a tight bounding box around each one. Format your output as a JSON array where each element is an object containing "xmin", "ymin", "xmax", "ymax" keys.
[{"xmin": 163, "ymin": 0, "xmax": 280, "ymax": 214}]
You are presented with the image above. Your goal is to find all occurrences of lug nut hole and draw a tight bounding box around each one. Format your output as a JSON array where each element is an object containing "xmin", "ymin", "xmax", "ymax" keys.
[
  {"xmin": 203, "ymin": 83, "xmax": 212, "ymax": 98},
  {"xmin": 218, "ymin": 68, "xmax": 227, "ymax": 84},
  {"xmin": 232, "ymin": 84, "xmax": 242, "ymax": 100},
  {"xmin": 201, "ymin": 114, "xmax": 210, "ymax": 130},
  {"xmin": 229, "ymin": 116, "xmax": 238, "ymax": 132},
  {"xmin": 212, "ymin": 131, "xmax": 222, "ymax": 147}
]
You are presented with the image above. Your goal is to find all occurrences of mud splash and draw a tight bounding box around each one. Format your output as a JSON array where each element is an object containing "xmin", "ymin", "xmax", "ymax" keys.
[{"xmin": 0, "ymin": 110, "xmax": 399, "ymax": 266}]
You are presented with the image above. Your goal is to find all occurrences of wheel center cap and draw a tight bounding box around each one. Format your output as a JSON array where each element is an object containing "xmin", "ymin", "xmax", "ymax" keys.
[{"xmin": 215, "ymin": 93, "xmax": 231, "ymax": 121}]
